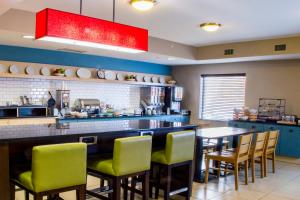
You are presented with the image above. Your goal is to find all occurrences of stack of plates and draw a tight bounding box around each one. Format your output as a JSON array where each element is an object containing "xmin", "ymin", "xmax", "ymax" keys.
[
  {"xmin": 143, "ymin": 76, "xmax": 151, "ymax": 82},
  {"xmin": 116, "ymin": 73, "xmax": 125, "ymax": 81},
  {"xmin": 25, "ymin": 66, "xmax": 36, "ymax": 75},
  {"xmin": 76, "ymin": 68, "xmax": 91, "ymax": 79},
  {"xmin": 9, "ymin": 65, "xmax": 19, "ymax": 74},
  {"xmin": 105, "ymin": 71, "xmax": 116, "ymax": 80},
  {"xmin": 40, "ymin": 67, "xmax": 50, "ymax": 76},
  {"xmin": 0, "ymin": 64, "xmax": 5, "ymax": 73}
]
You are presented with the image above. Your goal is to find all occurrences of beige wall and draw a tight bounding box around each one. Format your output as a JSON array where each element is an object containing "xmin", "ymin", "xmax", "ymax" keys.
[{"xmin": 172, "ymin": 59, "xmax": 300, "ymax": 126}]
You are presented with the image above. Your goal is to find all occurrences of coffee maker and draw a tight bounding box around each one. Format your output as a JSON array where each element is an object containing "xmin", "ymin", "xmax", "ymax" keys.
[{"xmin": 164, "ymin": 86, "xmax": 183, "ymax": 114}]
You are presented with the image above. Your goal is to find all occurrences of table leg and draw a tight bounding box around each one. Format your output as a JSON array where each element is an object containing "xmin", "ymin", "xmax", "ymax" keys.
[
  {"xmin": 193, "ymin": 136, "xmax": 204, "ymax": 182},
  {"xmin": 213, "ymin": 138, "xmax": 224, "ymax": 175},
  {"xmin": 232, "ymin": 136, "xmax": 239, "ymax": 148},
  {"xmin": 0, "ymin": 143, "xmax": 10, "ymax": 200},
  {"xmin": 216, "ymin": 138, "xmax": 224, "ymax": 151}
]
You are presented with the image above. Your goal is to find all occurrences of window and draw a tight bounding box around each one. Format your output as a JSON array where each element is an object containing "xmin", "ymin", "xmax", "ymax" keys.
[{"xmin": 199, "ymin": 74, "xmax": 246, "ymax": 121}]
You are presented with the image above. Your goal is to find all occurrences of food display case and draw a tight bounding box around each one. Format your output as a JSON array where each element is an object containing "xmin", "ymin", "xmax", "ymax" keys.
[{"xmin": 257, "ymin": 98, "xmax": 286, "ymax": 121}]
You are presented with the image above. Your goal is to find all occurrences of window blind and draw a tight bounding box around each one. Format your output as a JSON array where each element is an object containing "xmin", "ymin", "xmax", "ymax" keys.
[{"xmin": 200, "ymin": 74, "xmax": 246, "ymax": 121}]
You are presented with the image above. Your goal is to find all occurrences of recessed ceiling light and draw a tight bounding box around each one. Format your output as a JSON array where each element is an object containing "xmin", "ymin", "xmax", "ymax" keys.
[
  {"xmin": 130, "ymin": 0, "xmax": 156, "ymax": 11},
  {"xmin": 22, "ymin": 35, "xmax": 35, "ymax": 39},
  {"xmin": 200, "ymin": 23, "xmax": 221, "ymax": 32}
]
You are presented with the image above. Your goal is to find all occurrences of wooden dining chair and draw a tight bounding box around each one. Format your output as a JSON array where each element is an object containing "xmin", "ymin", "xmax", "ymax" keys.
[
  {"xmin": 205, "ymin": 134, "xmax": 253, "ymax": 190},
  {"xmin": 249, "ymin": 132, "xmax": 268, "ymax": 182},
  {"xmin": 263, "ymin": 130, "xmax": 280, "ymax": 177}
]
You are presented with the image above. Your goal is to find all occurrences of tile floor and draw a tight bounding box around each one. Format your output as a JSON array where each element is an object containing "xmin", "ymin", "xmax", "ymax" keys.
[{"xmin": 15, "ymin": 158, "xmax": 300, "ymax": 200}]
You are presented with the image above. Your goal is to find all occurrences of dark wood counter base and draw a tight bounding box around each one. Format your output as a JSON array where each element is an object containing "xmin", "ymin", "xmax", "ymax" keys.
[{"xmin": 0, "ymin": 120, "xmax": 196, "ymax": 200}]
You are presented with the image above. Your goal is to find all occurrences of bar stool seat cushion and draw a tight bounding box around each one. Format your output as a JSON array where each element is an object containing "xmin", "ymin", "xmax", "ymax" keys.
[
  {"xmin": 88, "ymin": 159, "xmax": 115, "ymax": 176},
  {"xmin": 88, "ymin": 136, "xmax": 152, "ymax": 176},
  {"xmin": 19, "ymin": 171, "xmax": 34, "ymax": 191},
  {"xmin": 151, "ymin": 131, "xmax": 195, "ymax": 165},
  {"xmin": 16, "ymin": 143, "xmax": 87, "ymax": 193}
]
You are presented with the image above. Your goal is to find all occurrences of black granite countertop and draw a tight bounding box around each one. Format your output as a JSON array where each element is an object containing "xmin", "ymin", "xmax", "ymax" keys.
[
  {"xmin": 0, "ymin": 120, "xmax": 196, "ymax": 143},
  {"xmin": 59, "ymin": 114, "xmax": 188, "ymax": 121},
  {"xmin": 229, "ymin": 120, "xmax": 300, "ymax": 127}
]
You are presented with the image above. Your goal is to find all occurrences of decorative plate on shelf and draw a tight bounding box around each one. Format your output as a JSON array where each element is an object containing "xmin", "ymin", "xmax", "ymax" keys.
[
  {"xmin": 136, "ymin": 74, "xmax": 143, "ymax": 82},
  {"xmin": 97, "ymin": 69, "xmax": 105, "ymax": 79},
  {"xmin": 116, "ymin": 73, "xmax": 125, "ymax": 81},
  {"xmin": 25, "ymin": 66, "xmax": 36, "ymax": 75},
  {"xmin": 159, "ymin": 77, "xmax": 166, "ymax": 84},
  {"xmin": 9, "ymin": 65, "xmax": 20, "ymax": 74},
  {"xmin": 40, "ymin": 67, "xmax": 50, "ymax": 76},
  {"xmin": 64, "ymin": 69, "xmax": 73, "ymax": 77},
  {"xmin": 151, "ymin": 76, "xmax": 159, "ymax": 83},
  {"xmin": 76, "ymin": 68, "xmax": 91, "ymax": 79},
  {"xmin": 143, "ymin": 76, "xmax": 151, "ymax": 82},
  {"xmin": 104, "ymin": 70, "xmax": 116, "ymax": 80},
  {"xmin": 0, "ymin": 64, "xmax": 5, "ymax": 73}
]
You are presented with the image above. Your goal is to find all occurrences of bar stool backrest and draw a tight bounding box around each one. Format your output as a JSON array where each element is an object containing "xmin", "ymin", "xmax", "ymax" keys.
[
  {"xmin": 32, "ymin": 143, "xmax": 87, "ymax": 193},
  {"xmin": 265, "ymin": 130, "xmax": 280, "ymax": 154},
  {"xmin": 165, "ymin": 131, "xmax": 196, "ymax": 165},
  {"xmin": 253, "ymin": 132, "xmax": 268, "ymax": 155},
  {"xmin": 236, "ymin": 134, "xmax": 253, "ymax": 161},
  {"xmin": 112, "ymin": 136, "xmax": 152, "ymax": 176}
]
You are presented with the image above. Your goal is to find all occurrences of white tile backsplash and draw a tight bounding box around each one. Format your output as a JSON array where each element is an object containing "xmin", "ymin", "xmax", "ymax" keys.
[{"xmin": 0, "ymin": 78, "xmax": 141, "ymax": 110}]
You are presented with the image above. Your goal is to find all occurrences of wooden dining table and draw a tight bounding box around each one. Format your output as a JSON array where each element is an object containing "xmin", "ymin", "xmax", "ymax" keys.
[{"xmin": 193, "ymin": 127, "xmax": 254, "ymax": 183}]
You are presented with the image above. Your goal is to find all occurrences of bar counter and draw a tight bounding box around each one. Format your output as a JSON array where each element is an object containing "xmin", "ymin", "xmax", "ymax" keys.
[{"xmin": 0, "ymin": 119, "xmax": 197, "ymax": 200}]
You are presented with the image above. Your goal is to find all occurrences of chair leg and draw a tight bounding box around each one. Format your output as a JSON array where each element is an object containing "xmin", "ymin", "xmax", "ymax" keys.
[
  {"xmin": 113, "ymin": 177, "xmax": 121, "ymax": 200},
  {"xmin": 154, "ymin": 165, "xmax": 161, "ymax": 199},
  {"xmin": 272, "ymin": 152, "xmax": 276, "ymax": 173},
  {"xmin": 164, "ymin": 166, "xmax": 171, "ymax": 200},
  {"xmin": 244, "ymin": 160, "xmax": 248, "ymax": 185},
  {"xmin": 123, "ymin": 178, "xmax": 129, "ymax": 200},
  {"xmin": 25, "ymin": 191, "xmax": 29, "ymax": 200},
  {"xmin": 34, "ymin": 193, "xmax": 43, "ymax": 200},
  {"xmin": 130, "ymin": 177, "xmax": 137, "ymax": 200},
  {"xmin": 100, "ymin": 179, "xmax": 105, "ymax": 187},
  {"xmin": 224, "ymin": 163, "xmax": 229, "ymax": 177},
  {"xmin": 76, "ymin": 185, "xmax": 86, "ymax": 200},
  {"xmin": 142, "ymin": 171, "xmax": 150, "ymax": 200},
  {"xmin": 234, "ymin": 163, "xmax": 239, "ymax": 190},
  {"xmin": 204, "ymin": 158, "xmax": 210, "ymax": 184},
  {"xmin": 260, "ymin": 156, "xmax": 264, "ymax": 178},
  {"xmin": 251, "ymin": 157, "xmax": 255, "ymax": 183},
  {"xmin": 263, "ymin": 154, "xmax": 267, "ymax": 177},
  {"xmin": 185, "ymin": 161, "xmax": 193, "ymax": 200},
  {"xmin": 216, "ymin": 161, "xmax": 221, "ymax": 179},
  {"xmin": 9, "ymin": 182, "xmax": 15, "ymax": 200},
  {"xmin": 149, "ymin": 165, "xmax": 154, "ymax": 199}
]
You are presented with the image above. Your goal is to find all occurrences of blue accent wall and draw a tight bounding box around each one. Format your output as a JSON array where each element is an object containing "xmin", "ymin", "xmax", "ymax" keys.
[{"xmin": 0, "ymin": 45, "xmax": 171, "ymax": 75}]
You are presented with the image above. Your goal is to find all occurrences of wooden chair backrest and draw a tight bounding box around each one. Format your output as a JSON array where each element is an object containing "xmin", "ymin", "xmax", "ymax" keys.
[
  {"xmin": 236, "ymin": 133, "xmax": 253, "ymax": 161},
  {"xmin": 265, "ymin": 130, "xmax": 279, "ymax": 154},
  {"xmin": 253, "ymin": 132, "xmax": 268, "ymax": 154}
]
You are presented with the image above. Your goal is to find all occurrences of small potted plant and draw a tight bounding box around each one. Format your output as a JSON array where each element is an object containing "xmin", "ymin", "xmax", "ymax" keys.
[
  {"xmin": 125, "ymin": 74, "xmax": 136, "ymax": 81},
  {"xmin": 53, "ymin": 68, "xmax": 65, "ymax": 76}
]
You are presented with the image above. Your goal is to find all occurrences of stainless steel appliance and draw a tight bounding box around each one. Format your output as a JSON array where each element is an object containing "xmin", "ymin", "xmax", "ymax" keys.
[
  {"xmin": 140, "ymin": 87, "xmax": 165, "ymax": 115},
  {"xmin": 56, "ymin": 90, "xmax": 71, "ymax": 110},
  {"xmin": 164, "ymin": 86, "xmax": 183, "ymax": 114},
  {"xmin": 75, "ymin": 99, "xmax": 101, "ymax": 115}
]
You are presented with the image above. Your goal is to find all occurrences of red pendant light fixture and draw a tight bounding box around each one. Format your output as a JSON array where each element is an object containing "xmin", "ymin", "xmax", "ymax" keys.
[{"xmin": 35, "ymin": 1, "xmax": 148, "ymax": 53}]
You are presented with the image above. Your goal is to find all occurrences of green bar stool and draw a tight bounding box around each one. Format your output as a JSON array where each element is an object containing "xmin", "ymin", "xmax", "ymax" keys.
[
  {"xmin": 10, "ymin": 143, "xmax": 87, "ymax": 200},
  {"xmin": 87, "ymin": 136, "xmax": 152, "ymax": 200},
  {"xmin": 151, "ymin": 130, "xmax": 195, "ymax": 200}
]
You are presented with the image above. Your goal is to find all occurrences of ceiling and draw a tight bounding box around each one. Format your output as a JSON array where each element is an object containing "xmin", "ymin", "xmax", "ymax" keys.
[{"xmin": 1, "ymin": 0, "xmax": 300, "ymax": 65}]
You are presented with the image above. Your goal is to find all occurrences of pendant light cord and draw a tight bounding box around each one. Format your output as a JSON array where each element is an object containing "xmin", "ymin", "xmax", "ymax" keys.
[
  {"xmin": 80, "ymin": 0, "xmax": 83, "ymax": 15},
  {"xmin": 113, "ymin": 0, "xmax": 116, "ymax": 22},
  {"xmin": 79, "ymin": 0, "xmax": 116, "ymax": 22}
]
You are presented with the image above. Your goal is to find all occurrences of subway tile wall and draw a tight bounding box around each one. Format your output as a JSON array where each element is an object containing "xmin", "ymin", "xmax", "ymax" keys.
[{"xmin": 0, "ymin": 78, "xmax": 141, "ymax": 110}]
